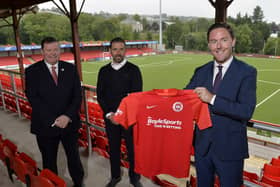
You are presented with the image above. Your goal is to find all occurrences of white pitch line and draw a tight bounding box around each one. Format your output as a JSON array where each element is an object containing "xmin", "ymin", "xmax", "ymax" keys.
[
  {"xmin": 82, "ymin": 71, "xmax": 98, "ymax": 74},
  {"xmin": 256, "ymin": 88, "xmax": 280, "ymax": 108},
  {"xmin": 258, "ymin": 80, "xmax": 280, "ymax": 86},
  {"xmin": 258, "ymin": 69, "xmax": 280, "ymax": 72}
]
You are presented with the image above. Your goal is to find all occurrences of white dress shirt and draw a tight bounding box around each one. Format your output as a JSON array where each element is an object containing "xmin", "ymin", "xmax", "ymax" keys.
[
  {"xmin": 45, "ymin": 61, "xmax": 59, "ymax": 75},
  {"xmin": 210, "ymin": 56, "xmax": 233, "ymax": 105},
  {"xmin": 110, "ymin": 59, "xmax": 127, "ymax": 70}
]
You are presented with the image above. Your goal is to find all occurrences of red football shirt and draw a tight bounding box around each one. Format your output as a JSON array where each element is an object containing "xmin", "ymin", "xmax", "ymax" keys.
[{"xmin": 113, "ymin": 89, "xmax": 212, "ymax": 178}]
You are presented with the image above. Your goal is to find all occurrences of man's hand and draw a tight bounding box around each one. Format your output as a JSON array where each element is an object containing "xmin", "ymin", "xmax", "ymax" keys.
[
  {"xmin": 194, "ymin": 87, "xmax": 214, "ymax": 103},
  {"xmin": 108, "ymin": 113, "xmax": 119, "ymax": 125},
  {"xmin": 52, "ymin": 115, "xmax": 71, "ymax": 128}
]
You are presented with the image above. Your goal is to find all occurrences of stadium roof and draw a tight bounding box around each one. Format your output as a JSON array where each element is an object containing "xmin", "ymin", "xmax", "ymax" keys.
[{"xmin": 0, "ymin": 0, "xmax": 50, "ymax": 18}]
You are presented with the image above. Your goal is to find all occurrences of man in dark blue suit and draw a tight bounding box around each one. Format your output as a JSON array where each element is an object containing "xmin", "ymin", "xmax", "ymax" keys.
[
  {"xmin": 185, "ymin": 23, "xmax": 257, "ymax": 187},
  {"xmin": 25, "ymin": 37, "xmax": 84, "ymax": 187}
]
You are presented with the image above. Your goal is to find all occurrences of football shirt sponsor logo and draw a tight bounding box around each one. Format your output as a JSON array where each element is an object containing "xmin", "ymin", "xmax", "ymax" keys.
[{"xmin": 146, "ymin": 116, "xmax": 182, "ymax": 129}]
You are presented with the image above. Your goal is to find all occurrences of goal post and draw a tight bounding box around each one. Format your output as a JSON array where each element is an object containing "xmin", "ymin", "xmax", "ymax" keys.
[{"xmin": 102, "ymin": 52, "xmax": 111, "ymax": 61}]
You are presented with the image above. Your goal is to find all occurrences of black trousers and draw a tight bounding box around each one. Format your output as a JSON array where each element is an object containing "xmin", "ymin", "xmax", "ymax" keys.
[
  {"xmin": 36, "ymin": 132, "xmax": 84, "ymax": 186},
  {"xmin": 105, "ymin": 118, "xmax": 140, "ymax": 183}
]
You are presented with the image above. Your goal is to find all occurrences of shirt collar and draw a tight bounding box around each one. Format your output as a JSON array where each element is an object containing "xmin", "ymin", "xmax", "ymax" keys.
[
  {"xmin": 111, "ymin": 59, "xmax": 127, "ymax": 70},
  {"xmin": 44, "ymin": 60, "xmax": 58, "ymax": 69},
  {"xmin": 214, "ymin": 56, "xmax": 233, "ymax": 69}
]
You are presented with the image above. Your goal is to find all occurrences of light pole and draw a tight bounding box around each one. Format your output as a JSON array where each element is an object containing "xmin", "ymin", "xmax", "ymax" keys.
[
  {"xmin": 275, "ymin": 38, "xmax": 278, "ymax": 56},
  {"xmin": 159, "ymin": 0, "xmax": 162, "ymax": 51}
]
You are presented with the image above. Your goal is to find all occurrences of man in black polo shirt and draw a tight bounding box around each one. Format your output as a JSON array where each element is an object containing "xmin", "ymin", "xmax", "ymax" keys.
[{"xmin": 96, "ymin": 37, "xmax": 143, "ymax": 187}]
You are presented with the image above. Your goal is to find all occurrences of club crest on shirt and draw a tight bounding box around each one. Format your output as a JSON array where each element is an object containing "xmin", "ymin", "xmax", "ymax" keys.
[{"xmin": 172, "ymin": 102, "xmax": 183, "ymax": 112}]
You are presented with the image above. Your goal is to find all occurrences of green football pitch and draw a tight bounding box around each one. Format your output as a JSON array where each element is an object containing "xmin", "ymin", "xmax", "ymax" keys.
[{"xmin": 81, "ymin": 53, "xmax": 280, "ymax": 124}]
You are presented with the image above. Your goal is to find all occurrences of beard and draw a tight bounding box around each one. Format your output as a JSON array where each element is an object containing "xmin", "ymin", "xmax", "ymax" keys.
[{"xmin": 113, "ymin": 55, "xmax": 124, "ymax": 63}]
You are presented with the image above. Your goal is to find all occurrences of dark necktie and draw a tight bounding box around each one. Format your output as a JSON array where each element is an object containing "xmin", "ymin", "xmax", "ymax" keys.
[
  {"xmin": 213, "ymin": 65, "xmax": 223, "ymax": 93},
  {"xmin": 51, "ymin": 66, "xmax": 58, "ymax": 85}
]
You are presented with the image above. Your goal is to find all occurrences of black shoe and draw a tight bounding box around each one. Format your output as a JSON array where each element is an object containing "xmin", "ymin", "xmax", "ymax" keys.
[
  {"xmin": 131, "ymin": 181, "xmax": 143, "ymax": 187},
  {"xmin": 73, "ymin": 184, "xmax": 85, "ymax": 187},
  {"xmin": 106, "ymin": 177, "xmax": 121, "ymax": 187}
]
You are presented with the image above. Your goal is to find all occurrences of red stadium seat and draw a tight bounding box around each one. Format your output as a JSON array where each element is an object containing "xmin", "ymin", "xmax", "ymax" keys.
[
  {"xmin": 271, "ymin": 158, "xmax": 280, "ymax": 167},
  {"xmin": 0, "ymin": 134, "xmax": 4, "ymax": 162},
  {"xmin": 250, "ymin": 179, "xmax": 273, "ymax": 187},
  {"xmin": 93, "ymin": 128, "xmax": 106, "ymax": 137},
  {"xmin": 243, "ymin": 170, "xmax": 259, "ymax": 182},
  {"xmin": 92, "ymin": 136, "xmax": 109, "ymax": 158},
  {"xmin": 12, "ymin": 152, "xmax": 38, "ymax": 183},
  {"xmin": 78, "ymin": 139, "xmax": 88, "ymax": 148},
  {"xmin": 2, "ymin": 139, "xmax": 18, "ymax": 181},
  {"xmin": 30, "ymin": 174, "xmax": 56, "ymax": 187},
  {"xmin": 190, "ymin": 175, "xmax": 197, "ymax": 187},
  {"xmin": 121, "ymin": 160, "xmax": 129, "ymax": 168},
  {"xmin": 120, "ymin": 144, "xmax": 128, "ymax": 160},
  {"xmin": 261, "ymin": 175, "xmax": 280, "ymax": 187},
  {"xmin": 39, "ymin": 169, "xmax": 66, "ymax": 187},
  {"xmin": 263, "ymin": 164, "xmax": 280, "ymax": 177},
  {"xmin": 94, "ymin": 136, "xmax": 108, "ymax": 150}
]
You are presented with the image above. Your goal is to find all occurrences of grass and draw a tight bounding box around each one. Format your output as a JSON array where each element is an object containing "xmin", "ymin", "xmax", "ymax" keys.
[{"xmin": 81, "ymin": 53, "xmax": 280, "ymax": 124}]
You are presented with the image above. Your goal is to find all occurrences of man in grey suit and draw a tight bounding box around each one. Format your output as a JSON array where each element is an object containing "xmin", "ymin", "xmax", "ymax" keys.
[
  {"xmin": 185, "ymin": 23, "xmax": 257, "ymax": 187},
  {"xmin": 25, "ymin": 37, "xmax": 84, "ymax": 187}
]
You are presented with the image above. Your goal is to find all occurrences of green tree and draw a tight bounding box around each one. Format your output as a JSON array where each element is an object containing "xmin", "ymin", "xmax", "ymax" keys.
[
  {"xmin": 119, "ymin": 24, "xmax": 133, "ymax": 40},
  {"xmin": 165, "ymin": 21, "xmax": 183, "ymax": 49},
  {"xmin": 132, "ymin": 31, "xmax": 140, "ymax": 40},
  {"xmin": 146, "ymin": 32, "xmax": 153, "ymax": 40},
  {"xmin": 264, "ymin": 37, "xmax": 280, "ymax": 55},
  {"xmin": 252, "ymin": 5, "xmax": 264, "ymax": 23},
  {"xmin": 235, "ymin": 24, "xmax": 253, "ymax": 53},
  {"xmin": 78, "ymin": 13, "xmax": 95, "ymax": 41},
  {"xmin": 133, "ymin": 14, "xmax": 141, "ymax": 22}
]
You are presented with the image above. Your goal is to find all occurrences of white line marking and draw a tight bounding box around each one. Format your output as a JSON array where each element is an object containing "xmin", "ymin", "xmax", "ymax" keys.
[
  {"xmin": 256, "ymin": 89, "xmax": 280, "ymax": 108},
  {"xmin": 258, "ymin": 69, "xmax": 280, "ymax": 72},
  {"xmin": 138, "ymin": 58, "xmax": 188, "ymax": 68},
  {"xmin": 82, "ymin": 71, "xmax": 98, "ymax": 74},
  {"xmin": 258, "ymin": 80, "xmax": 280, "ymax": 86}
]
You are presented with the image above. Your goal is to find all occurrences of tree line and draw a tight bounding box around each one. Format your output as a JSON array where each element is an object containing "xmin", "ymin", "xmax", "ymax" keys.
[{"xmin": 0, "ymin": 5, "xmax": 279, "ymax": 55}]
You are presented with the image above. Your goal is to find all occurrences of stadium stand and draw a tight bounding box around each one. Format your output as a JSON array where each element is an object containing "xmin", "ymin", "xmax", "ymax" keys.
[
  {"xmin": 141, "ymin": 47, "xmax": 155, "ymax": 53},
  {"xmin": 0, "ymin": 40, "xmax": 156, "ymax": 69},
  {"xmin": 80, "ymin": 50, "xmax": 104, "ymax": 61},
  {"xmin": 126, "ymin": 48, "xmax": 144, "ymax": 56},
  {"xmin": 0, "ymin": 56, "xmax": 32, "ymax": 67}
]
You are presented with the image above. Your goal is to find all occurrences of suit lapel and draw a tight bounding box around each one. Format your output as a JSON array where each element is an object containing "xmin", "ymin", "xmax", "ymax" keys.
[
  {"xmin": 40, "ymin": 61, "xmax": 59, "ymax": 87},
  {"xmin": 57, "ymin": 61, "xmax": 65, "ymax": 86},
  {"xmin": 207, "ymin": 62, "xmax": 215, "ymax": 92}
]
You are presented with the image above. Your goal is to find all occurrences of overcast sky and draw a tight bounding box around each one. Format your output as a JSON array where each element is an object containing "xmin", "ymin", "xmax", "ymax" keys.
[{"xmin": 39, "ymin": 0, "xmax": 280, "ymax": 24}]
